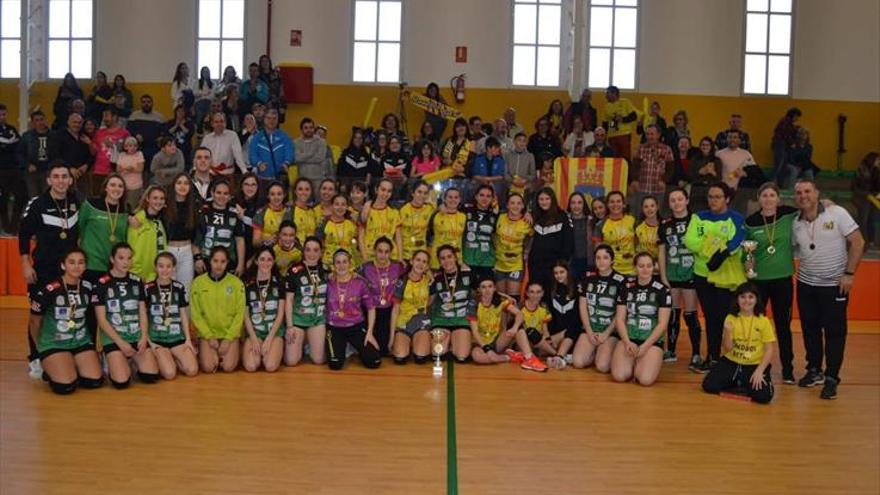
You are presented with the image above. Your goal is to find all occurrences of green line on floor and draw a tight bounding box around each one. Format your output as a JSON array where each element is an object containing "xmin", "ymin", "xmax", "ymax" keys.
[{"xmin": 447, "ymin": 360, "xmax": 459, "ymax": 495}]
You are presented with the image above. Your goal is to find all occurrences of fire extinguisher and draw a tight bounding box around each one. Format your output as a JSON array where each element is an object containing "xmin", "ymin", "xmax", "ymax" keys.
[{"xmin": 451, "ymin": 74, "xmax": 466, "ymax": 104}]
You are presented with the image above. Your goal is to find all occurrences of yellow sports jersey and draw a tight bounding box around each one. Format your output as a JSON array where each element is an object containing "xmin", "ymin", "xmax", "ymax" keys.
[
  {"xmin": 467, "ymin": 298, "xmax": 511, "ymax": 344},
  {"xmin": 602, "ymin": 215, "xmax": 636, "ymax": 275},
  {"xmin": 635, "ymin": 221, "xmax": 659, "ymax": 260},
  {"xmin": 429, "ymin": 211, "xmax": 466, "ymax": 269},
  {"xmin": 292, "ymin": 205, "xmax": 317, "ymax": 245},
  {"xmin": 255, "ymin": 206, "xmax": 291, "ymax": 244},
  {"xmin": 273, "ymin": 243, "xmax": 302, "ymax": 274},
  {"xmin": 724, "ymin": 314, "xmax": 777, "ymax": 366},
  {"xmin": 399, "ymin": 202, "xmax": 435, "ymax": 260},
  {"xmin": 521, "ymin": 304, "xmax": 552, "ymax": 331},
  {"xmin": 320, "ymin": 218, "xmax": 361, "ymax": 267},
  {"xmin": 493, "ymin": 214, "xmax": 532, "ymax": 273},
  {"xmin": 604, "ymin": 98, "xmax": 637, "ymax": 137},
  {"xmin": 393, "ymin": 275, "xmax": 431, "ymax": 329},
  {"xmin": 364, "ymin": 206, "xmax": 402, "ymax": 261}
]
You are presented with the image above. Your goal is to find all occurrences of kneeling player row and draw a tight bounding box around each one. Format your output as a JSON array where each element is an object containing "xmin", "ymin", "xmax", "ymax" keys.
[{"xmin": 32, "ymin": 242, "xmax": 776, "ymax": 403}]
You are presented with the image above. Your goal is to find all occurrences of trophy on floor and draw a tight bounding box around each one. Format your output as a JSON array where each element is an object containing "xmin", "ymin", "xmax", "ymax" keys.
[
  {"xmin": 742, "ymin": 240, "xmax": 758, "ymax": 279},
  {"xmin": 430, "ymin": 328, "xmax": 445, "ymax": 377}
]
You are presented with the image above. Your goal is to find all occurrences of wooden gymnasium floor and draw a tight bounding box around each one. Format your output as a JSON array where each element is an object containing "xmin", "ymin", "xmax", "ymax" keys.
[{"xmin": 0, "ymin": 308, "xmax": 878, "ymax": 495}]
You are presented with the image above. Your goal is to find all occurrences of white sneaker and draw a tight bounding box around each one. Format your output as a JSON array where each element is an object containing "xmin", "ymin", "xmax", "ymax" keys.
[
  {"xmin": 547, "ymin": 356, "xmax": 567, "ymax": 370},
  {"xmin": 28, "ymin": 359, "xmax": 43, "ymax": 379}
]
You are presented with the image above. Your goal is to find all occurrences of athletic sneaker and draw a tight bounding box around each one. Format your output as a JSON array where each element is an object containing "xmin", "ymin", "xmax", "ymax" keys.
[
  {"xmin": 28, "ymin": 359, "xmax": 43, "ymax": 379},
  {"xmin": 687, "ymin": 355, "xmax": 703, "ymax": 373},
  {"xmin": 547, "ymin": 356, "xmax": 567, "ymax": 369},
  {"xmin": 820, "ymin": 376, "xmax": 839, "ymax": 400},
  {"xmin": 663, "ymin": 351, "xmax": 678, "ymax": 363},
  {"xmin": 696, "ymin": 359, "xmax": 717, "ymax": 374},
  {"xmin": 798, "ymin": 369, "xmax": 825, "ymax": 388},
  {"xmin": 505, "ymin": 349, "xmax": 525, "ymax": 364},
  {"xmin": 564, "ymin": 354, "xmax": 573, "ymax": 365},
  {"xmin": 521, "ymin": 355, "xmax": 548, "ymax": 372},
  {"xmin": 782, "ymin": 370, "xmax": 796, "ymax": 385}
]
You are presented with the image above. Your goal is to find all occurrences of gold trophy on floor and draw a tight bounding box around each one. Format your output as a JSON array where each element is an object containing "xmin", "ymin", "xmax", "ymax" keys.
[
  {"xmin": 742, "ymin": 240, "xmax": 758, "ymax": 279},
  {"xmin": 430, "ymin": 328, "xmax": 444, "ymax": 377}
]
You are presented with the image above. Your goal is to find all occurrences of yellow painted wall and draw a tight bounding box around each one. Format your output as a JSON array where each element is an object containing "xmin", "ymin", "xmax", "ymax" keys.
[{"xmin": 3, "ymin": 81, "xmax": 878, "ymax": 171}]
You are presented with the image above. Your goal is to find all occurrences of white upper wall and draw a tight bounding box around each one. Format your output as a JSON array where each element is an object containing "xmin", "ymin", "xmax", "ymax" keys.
[{"xmin": 91, "ymin": 0, "xmax": 880, "ymax": 101}]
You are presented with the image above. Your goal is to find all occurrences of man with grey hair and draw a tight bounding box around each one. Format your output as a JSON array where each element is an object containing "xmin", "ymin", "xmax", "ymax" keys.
[
  {"xmin": 200, "ymin": 111, "xmax": 246, "ymax": 175},
  {"xmin": 792, "ymin": 179, "xmax": 864, "ymax": 400},
  {"xmin": 475, "ymin": 118, "xmax": 513, "ymax": 155}
]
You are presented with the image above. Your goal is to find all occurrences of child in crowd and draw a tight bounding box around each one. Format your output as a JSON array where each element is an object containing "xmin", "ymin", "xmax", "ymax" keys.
[
  {"xmin": 117, "ymin": 136, "xmax": 145, "ymax": 210},
  {"xmin": 411, "ymin": 140, "xmax": 441, "ymax": 178}
]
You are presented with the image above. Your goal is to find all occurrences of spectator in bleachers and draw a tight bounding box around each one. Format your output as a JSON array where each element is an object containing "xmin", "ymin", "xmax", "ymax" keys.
[
  {"xmin": 527, "ymin": 116, "xmax": 562, "ymax": 160},
  {"xmin": 215, "ymin": 65, "xmax": 241, "ymax": 98},
  {"xmin": 194, "ymin": 66, "xmax": 215, "ymax": 126},
  {"xmin": 171, "ymin": 62, "xmax": 193, "ymax": 112},
  {"xmin": 91, "ymin": 107, "xmax": 130, "ymax": 196},
  {"xmin": 164, "ymin": 104, "xmax": 194, "ymax": 170},
  {"xmin": 0, "ymin": 103, "xmax": 23, "ymax": 234},
  {"xmin": 475, "ymin": 118, "xmax": 512, "ymax": 155},
  {"xmin": 602, "ymin": 85, "xmax": 638, "ymax": 161},
  {"xmin": 562, "ymin": 115, "xmax": 594, "ymax": 158},
  {"xmin": 190, "ymin": 147, "xmax": 214, "ymax": 202},
  {"xmin": 381, "ymin": 113, "xmax": 409, "ymax": 153},
  {"xmin": 785, "ymin": 128, "xmax": 817, "ymax": 188},
  {"xmin": 111, "ymin": 92, "xmax": 131, "ymax": 128},
  {"xmin": 291, "ymin": 117, "xmax": 335, "ymax": 192},
  {"xmin": 150, "ymin": 137, "xmax": 185, "ymax": 187},
  {"xmin": 852, "ymin": 152, "xmax": 880, "ymax": 249},
  {"xmin": 690, "ymin": 137, "xmax": 721, "ymax": 212},
  {"xmin": 631, "ymin": 125, "xmax": 674, "ymax": 214},
  {"xmin": 664, "ymin": 110, "xmax": 691, "ymax": 159},
  {"xmin": 440, "ymin": 118, "xmax": 473, "ymax": 192},
  {"xmin": 195, "ymin": 99, "xmax": 222, "ymax": 143},
  {"xmin": 259, "ymin": 55, "xmax": 286, "ymax": 123},
  {"xmin": 468, "ymin": 116, "xmax": 485, "ymax": 141},
  {"xmin": 112, "ymin": 74, "xmax": 133, "ymax": 111},
  {"xmin": 117, "ymin": 136, "xmax": 145, "ymax": 210},
  {"xmin": 52, "ymin": 73, "xmax": 84, "ymax": 130},
  {"xmin": 201, "ymin": 112, "xmax": 247, "ymax": 176},
  {"xmin": 715, "ymin": 113, "xmax": 751, "ymax": 151},
  {"xmin": 382, "ymin": 135, "xmax": 410, "ymax": 198},
  {"xmin": 503, "ymin": 107, "xmax": 524, "ymax": 138},
  {"xmin": 671, "ymin": 136, "xmax": 700, "ymax": 187},
  {"xmin": 316, "ymin": 125, "xmax": 341, "ymax": 165},
  {"xmin": 416, "ymin": 120, "xmax": 440, "ymax": 152},
  {"xmin": 503, "ymin": 132, "xmax": 536, "ymax": 197},
  {"xmin": 422, "ymin": 82, "xmax": 448, "ymax": 139},
  {"xmin": 127, "ymin": 95, "xmax": 164, "ymax": 168},
  {"xmin": 715, "ymin": 129, "xmax": 755, "ymax": 191},
  {"xmin": 472, "ymin": 137, "xmax": 506, "ymax": 201},
  {"xmin": 223, "ymin": 85, "xmax": 243, "ymax": 132},
  {"xmin": 51, "ymin": 112, "xmax": 92, "ymax": 196},
  {"xmin": 338, "ymin": 128, "xmax": 378, "ymax": 188},
  {"xmin": 563, "ymin": 89, "xmax": 597, "ymax": 134},
  {"xmin": 251, "ymin": 109, "xmax": 295, "ymax": 188},
  {"xmin": 637, "ymin": 100, "xmax": 666, "ymax": 144},
  {"xmin": 129, "ymin": 94, "xmax": 164, "ymax": 123},
  {"xmin": 371, "ymin": 129, "xmax": 389, "ymax": 166},
  {"xmin": 771, "ymin": 107, "xmax": 801, "ymax": 184},
  {"xmin": 239, "ymin": 113, "xmax": 258, "ymax": 148},
  {"xmin": 240, "ymin": 63, "xmax": 270, "ymax": 114},
  {"xmin": 18, "ymin": 110, "xmax": 55, "ymax": 198},
  {"xmin": 86, "ymin": 71, "xmax": 114, "ymax": 122},
  {"xmin": 544, "ymin": 99, "xmax": 565, "ymax": 138},
  {"xmin": 584, "ymin": 126, "xmax": 615, "ymax": 159},
  {"xmin": 410, "ymin": 139, "xmax": 440, "ymax": 180}
]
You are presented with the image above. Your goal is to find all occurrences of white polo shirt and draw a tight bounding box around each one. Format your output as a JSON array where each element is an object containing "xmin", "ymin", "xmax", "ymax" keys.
[{"xmin": 793, "ymin": 204, "xmax": 858, "ymax": 287}]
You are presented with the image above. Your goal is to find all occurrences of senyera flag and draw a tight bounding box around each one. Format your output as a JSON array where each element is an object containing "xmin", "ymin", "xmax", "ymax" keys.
[{"xmin": 554, "ymin": 157, "xmax": 629, "ymax": 209}]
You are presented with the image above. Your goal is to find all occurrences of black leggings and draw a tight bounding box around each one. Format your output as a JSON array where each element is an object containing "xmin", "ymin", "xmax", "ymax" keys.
[
  {"xmin": 694, "ymin": 276, "xmax": 732, "ymax": 361},
  {"xmin": 326, "ymin": 323, "xmax": 382, "ymax": 370},
  {"xmin": 702, "ymin": 357, "xmax": 774, "ymax": 404},
  {"xmin": 754, "ymin": 277, "xmax": 794, "ymax": 374},
  {"xmin": 373, "ymin": 306, "xmax": 392, "ymax": 357}
]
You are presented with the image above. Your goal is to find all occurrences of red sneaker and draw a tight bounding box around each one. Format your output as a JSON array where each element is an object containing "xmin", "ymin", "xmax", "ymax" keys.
[
  {"xmin": 521, "ymin": 355, "xmax": 548, "ymax": 372},
  {"xmin": 505, "ymin": 349, "xmax": 525, "ymax": 363}
]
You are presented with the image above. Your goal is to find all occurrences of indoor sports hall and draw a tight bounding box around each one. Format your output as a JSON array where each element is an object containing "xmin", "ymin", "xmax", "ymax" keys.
[{"xmin": 0, "ymin": 1, "xmax": 878, "ymax": 494}]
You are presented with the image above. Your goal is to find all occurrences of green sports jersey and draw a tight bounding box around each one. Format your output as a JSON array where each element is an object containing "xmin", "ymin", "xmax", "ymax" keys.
[
  {"xmin": 578, "ymin": 271, "xmax": 627, "ymax": 332},
  {"xmin": 30, "ymin": 279, "xmax": 95, "ymax": 352},
  {"xmin": 430, "ymin": 269, "xmax": 473, "ymax": 328},
  {"xmin": 95, "ymin": 273, "xmax": 146, "ymax": 346},
  {"xmin": 79, "ymin": 199, "xmax": 129, "ymax": 272},
  {"xmin": 285, "ymin": 262, "xmax": 329, "ymax": 328},
  {"xmin": 462, "ymin": 207, "xmax": 497, "ymax": 268},
  {"xmin": 658, "ymin": 214, "xmax": 695, "ymax": 282},
  {"xmin": 744, "ymin": 206, "xmax": 797, "ymax": 280},
  {"xmin": 197, "ymin": 205, "xmax": 245, "ymax": 264},
  {"xmin": 144, "ymin": 280, "xmax": 189, "ymax": 344},
  {"xmin": 623, "ymin": 279, "xmax": 672, "ymax": 342},
  {"xmin": 245, "ymin": 275, "xmax": 284, "ymax": 339}
]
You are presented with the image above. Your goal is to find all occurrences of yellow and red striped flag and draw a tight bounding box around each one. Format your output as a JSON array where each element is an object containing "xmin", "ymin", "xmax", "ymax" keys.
[{"xmin": 554, "ymin": 157, "xmax": 629, "ymax": 209}]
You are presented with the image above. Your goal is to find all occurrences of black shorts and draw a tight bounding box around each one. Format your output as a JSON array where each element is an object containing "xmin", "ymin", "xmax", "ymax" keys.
[
  {"xmin": 669, "ymin": 280, "xmax": 695, "ymax": 289},
  {"xmin": 103, "ymin": 340, "xmax": 140, "ymax": 355},
  {"xmin": 433, "ymin": 324, "xmax": 468, "ymax": 332},
  {"xmin": 153, "ymin": 339, "xmax": 187, "ymax": 349},
  {"xmin": 468, "ymin": 266, "xmax": 495, "ymax": 282},
  {"xmin": 39, "ymin": 343, "xmax": 96, "ymax": 360},
  {"xmin": 525, "ymin": 327, "xmax": 544, "ymax": 345},
  {"xmin": 631, "ymin": 338, "xmax": 664, "ymax": 349}
]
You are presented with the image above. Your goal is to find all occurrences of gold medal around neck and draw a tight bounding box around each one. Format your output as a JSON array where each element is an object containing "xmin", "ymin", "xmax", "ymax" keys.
[
  {"xmin": 109, "ymin": 234, "xmax": 116, "ymax": 242},
  {"xmin": 163, "ymin": 318, "xmax": 171, "ymax": 326},
  {"xmin": 767, "ymin": 245, "xmax": 776, "ymax": 255},
  {"xmin": 380, "ymin": 298, "xmax": 387, "ymax": 306},
  {"xmin": 67, "ymin": 319, "xmax": 76, "ymax": 329},
  {"xmin": 59, "ymin": 231, "xmax": 68, "ymax": 240}
]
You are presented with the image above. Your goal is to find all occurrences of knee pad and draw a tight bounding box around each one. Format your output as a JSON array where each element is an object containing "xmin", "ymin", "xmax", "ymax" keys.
[
  {"xmin": 525, "ymin": 327, "xmax": 542, "ymax": 345},
  {"xmin": 78, "ymin": 376, "xmax": 104, "ymax": 389},
  {"xmin": 138, "ymin": 371, "xmax": 160, "ymax": 384},
  {"xmin": 49, "ymin": 380, "xmax": 77, "ymax": 395},
  {"xmin": 393, "ymin": 356, "xmax": 409, "ymax": 365},
  {"xmin": 110, "ymin": 377, "xmax": 131, "ymax": 389},
  {"xmin": 413, "ymin": 354, "xmax": 430, "ymax": 365}
]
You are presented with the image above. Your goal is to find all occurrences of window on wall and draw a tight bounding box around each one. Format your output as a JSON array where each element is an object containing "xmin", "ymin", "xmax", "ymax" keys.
[
  {"xmin": 0, "ymin": 0, "xmax": 21, "ymax": 78},
  {"xmin": 743, "ymin": 0, "xmax": 793, "ymax": 95},
  {"xmin": 198, "ymin": 0, "xmax": 245, "ymax": 80},
  {"xmin": 512, "ymin": 0, "xmax": 561, "ymax": 87},
  {"xmin": 352, "ymin": 0, "xmax": 402, "ymax": 83},
  {"xmin": 587, "ymin": 0, "xmax": 638, "ymax": 90},
  {"xmin": 47, "ymin": 0, "xmax": 93, "ymax": 79}
]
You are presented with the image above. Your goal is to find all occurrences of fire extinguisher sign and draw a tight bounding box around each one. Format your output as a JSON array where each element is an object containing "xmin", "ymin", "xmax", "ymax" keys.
[{"xmin": 455, "ymin": 46, "xmax": 467, "ymax": 63}]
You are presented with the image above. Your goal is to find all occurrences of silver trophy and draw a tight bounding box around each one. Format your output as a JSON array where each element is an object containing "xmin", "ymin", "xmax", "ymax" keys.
[
  {"xmin": 430, "ymin": 328, "xmax": 445, "ymax": 377},
  {"xmin": 742, "ymin": 240, "xmax": 758, "ymax": 279}
]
